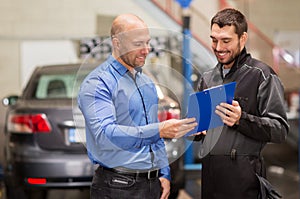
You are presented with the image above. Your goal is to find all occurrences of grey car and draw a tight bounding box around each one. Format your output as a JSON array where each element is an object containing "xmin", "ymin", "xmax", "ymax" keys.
[{"xmin": 2, "ymin": 62, "xmax": 185, "ymax": 199}]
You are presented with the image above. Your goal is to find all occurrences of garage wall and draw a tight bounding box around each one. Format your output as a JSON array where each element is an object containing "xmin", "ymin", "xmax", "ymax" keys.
[
  {"xmin": 0, "ymin": 0, "xmax": 164, "ymax": 97},
  {"xmin": 229, "ymin": 0, "xmax": 300, "ymax": 37},
  {"xmin": 0, "ymin": 40, "xmax": 20, "ymax": 164},
  {"xmin": 0, "ymin": 40, "xmax": 20, "ymax": 96}
]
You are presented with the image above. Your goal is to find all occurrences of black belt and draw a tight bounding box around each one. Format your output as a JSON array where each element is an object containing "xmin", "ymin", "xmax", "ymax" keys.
[{"xmin": 99, "ymin": 166, "xmax": 159, "ymax": 180}]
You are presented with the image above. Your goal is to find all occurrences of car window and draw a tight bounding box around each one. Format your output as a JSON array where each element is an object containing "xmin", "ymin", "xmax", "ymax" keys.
[{"xmin": 35, "ymin": 74, "xmax": 75, "ymax": 99}]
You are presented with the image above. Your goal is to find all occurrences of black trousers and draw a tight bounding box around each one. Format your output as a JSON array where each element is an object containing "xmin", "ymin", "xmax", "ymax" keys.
[
  {"xmin": 201, "ymin": 155, "xmax": 263, "ymax": 199},
  {"xmin": 91, "ymin": 166, "xmax": 161, "ymax": 199}
]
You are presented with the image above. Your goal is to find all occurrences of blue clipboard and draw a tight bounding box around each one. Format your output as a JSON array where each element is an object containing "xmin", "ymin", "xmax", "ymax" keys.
[{"xmin": 185, "ymin": 82, "xmax": 236, "ymax": 136}]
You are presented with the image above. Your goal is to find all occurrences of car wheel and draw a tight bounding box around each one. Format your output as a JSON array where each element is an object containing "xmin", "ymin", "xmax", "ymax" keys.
[
  {"xmin": 5, "ymin": 184, "xmax": 27, "ymax": 199},
  {"xmin": 6, "ymin": 185, "xmax": 48, "ymax": 199},
  {"xmin": 25, "ymin": 188, "xmax": 48, "ymax": 199}
]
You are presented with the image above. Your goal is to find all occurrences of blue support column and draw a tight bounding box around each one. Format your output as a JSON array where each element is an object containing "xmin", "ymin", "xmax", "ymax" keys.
[
  {"xmin": 175, "ymin": 0, "xmax": 199, "ymax": 168},
  {"xmin": 182, "ymin": 15, "xmax": 194, "ymax": 165}
]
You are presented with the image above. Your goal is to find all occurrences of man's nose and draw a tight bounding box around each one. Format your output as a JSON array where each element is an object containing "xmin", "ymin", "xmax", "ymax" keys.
[
  {"xmin": 141, "ymin": 45, "xmax": 150, "ymax": 54},
  {"xmin": 215, "ymin": 41, "xmax": 223, "ymax": 51}
]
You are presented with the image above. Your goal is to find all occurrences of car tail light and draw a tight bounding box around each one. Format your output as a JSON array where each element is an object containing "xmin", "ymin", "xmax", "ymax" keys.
[
  {"xmin": 8, "ymin": 113, "xmax": 52, "ymax": 133},
  {"xmin": 158, "ymin": 108, "xmax": 180, "ymax": 122},
  {"xmin": 27, "ymin": 178, "xmax": 47, "ymax": 185}
]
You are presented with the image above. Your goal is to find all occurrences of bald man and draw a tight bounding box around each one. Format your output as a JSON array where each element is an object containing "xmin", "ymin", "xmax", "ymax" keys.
[{"xmin": 78, "ymin": 14, "xmax": 197, "ymax": 199}]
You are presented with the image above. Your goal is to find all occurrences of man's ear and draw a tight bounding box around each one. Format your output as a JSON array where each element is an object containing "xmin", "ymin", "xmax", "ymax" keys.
[
  {"xmin": 112, "ymin": 37, "xmax": 120, "ymax": 49},
  {"xmin": 240, "ymin": 32, "xmax": 248, "ymax": 49}
]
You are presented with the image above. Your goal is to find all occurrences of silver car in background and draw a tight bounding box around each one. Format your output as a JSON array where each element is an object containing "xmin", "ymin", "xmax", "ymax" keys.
[{"xmin": 2, "ymin": 62, "xmax": 185, "ymax": 199}]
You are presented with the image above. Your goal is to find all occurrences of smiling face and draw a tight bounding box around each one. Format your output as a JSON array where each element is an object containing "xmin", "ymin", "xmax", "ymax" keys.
[
  {"xmin": 111, "ymin": 14, "xmax": 151, "ymax": 69},
  {"xmin": 117, "ymin": 28, "xmax": 151, "ymax": 68},
  {"xmin": 210, "ymin": 23, "xmax": 247, "ymax": 69}
]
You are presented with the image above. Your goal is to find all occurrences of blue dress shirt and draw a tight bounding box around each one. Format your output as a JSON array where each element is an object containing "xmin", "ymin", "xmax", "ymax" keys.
[{"xmin": 78, "ymin": 55, "xmax": 170, "ymax": 180}]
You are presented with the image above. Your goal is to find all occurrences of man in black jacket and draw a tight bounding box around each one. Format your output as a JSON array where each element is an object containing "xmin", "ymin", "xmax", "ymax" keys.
[{"xmin": 193, "ymin": 8, "xmax": 289, "ymax": 199}]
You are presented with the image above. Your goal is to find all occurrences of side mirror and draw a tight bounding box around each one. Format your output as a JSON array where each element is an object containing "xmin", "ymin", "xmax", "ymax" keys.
[{"xmin": 2, "ymin": 95, "xmax": 19, "ymax": 106}]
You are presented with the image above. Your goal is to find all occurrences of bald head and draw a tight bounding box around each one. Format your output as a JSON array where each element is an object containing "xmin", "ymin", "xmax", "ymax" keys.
[
  {"xmin": 111, "ymin": 14, "xmax": 148, "ymax": 38},
  {"xmin": 110, "ymin": 14, "xmax": 151, "ymax": 69}
]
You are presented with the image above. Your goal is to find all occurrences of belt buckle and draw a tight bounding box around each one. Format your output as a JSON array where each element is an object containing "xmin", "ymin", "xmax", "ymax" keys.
[
  {"xmin": 147, "ymin": 170, "xmax": 158, "ymax": 179},
  {"xmin": 231, "ymin": 149, "xmax": 237, "ymax": 160}
]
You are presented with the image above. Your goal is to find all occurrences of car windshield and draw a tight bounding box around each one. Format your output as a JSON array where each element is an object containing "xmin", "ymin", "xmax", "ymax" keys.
[{"xmin": 34, "ymin": 70, "xmax": 89, "ymax": 99}]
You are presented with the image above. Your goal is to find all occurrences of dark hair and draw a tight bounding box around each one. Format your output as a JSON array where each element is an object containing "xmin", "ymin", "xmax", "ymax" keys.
[{"xmin": 211, "ymin": 8, "xmax": 248, "ymax": 38}]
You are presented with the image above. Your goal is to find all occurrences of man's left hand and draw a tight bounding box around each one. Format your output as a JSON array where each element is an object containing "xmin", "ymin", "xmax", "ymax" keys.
[
  {"xmin": 215, "ymin": 100, "xmax": 241, "ymax": 127},
  {"xmin": 159, "ymin": 177, "xmax": 170, "ymax": 199}
]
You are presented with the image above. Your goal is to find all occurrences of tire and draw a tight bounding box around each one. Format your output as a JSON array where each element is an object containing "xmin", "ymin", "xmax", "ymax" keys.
[
  {"xmin": 5, "ymin": 184, "xmax": 27, "ymax": 199},
  {"xmin": 6, "ymin": 185, "xmax": 48, "ymax": 199},
  {"xmin": 25, "ymin": 188, "xmax": 48, "ymax": 199}
]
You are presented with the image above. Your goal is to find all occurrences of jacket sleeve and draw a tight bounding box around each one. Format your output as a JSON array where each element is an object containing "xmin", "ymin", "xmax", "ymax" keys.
[{"xmin": 235, "ymin": 74, "xmax": 289, "ymax": 143}]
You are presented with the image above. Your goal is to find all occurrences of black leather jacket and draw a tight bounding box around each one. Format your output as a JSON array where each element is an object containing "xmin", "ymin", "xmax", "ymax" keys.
[{"xmin": 196, "ymin": 48, "xmax": 289, "ymax": 157}]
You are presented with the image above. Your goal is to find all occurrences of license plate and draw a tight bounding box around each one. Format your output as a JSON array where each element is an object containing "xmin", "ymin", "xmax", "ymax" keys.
[{"xmin": 68, "ymin": 128, "xmax": 86, "ymax": 144}]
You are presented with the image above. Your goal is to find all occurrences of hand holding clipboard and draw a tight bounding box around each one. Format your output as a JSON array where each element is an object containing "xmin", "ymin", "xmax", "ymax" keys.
[{"xmin": 185, "ymin": 82, "xmax": 236, "ymax": 136}]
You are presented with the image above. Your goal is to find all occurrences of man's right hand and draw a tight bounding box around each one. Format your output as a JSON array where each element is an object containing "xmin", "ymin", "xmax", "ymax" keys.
[{"xmin": 159, "ymin": 118, "xmax": 197, "ymax": 138}]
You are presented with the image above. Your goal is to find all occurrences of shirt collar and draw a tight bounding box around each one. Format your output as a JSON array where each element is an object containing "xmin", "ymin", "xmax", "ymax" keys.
[
  {"xmin": 108, "ymin": 55, "xmax": 129, "ymax": 76},
  {"xmin": 109, "ymin": 55, "xmax": 143, "ymax": 78}
]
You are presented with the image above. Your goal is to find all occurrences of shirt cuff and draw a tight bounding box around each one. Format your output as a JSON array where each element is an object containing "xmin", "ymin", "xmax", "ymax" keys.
[{"xmin": 159, "ymin": 166, "xmax": 171, "ymax": 181}]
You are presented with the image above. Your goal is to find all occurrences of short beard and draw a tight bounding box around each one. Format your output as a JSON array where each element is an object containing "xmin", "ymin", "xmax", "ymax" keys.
[
  {"xmin": 220, "ymin": 55, "xmax": 236, "ymax": 66},
  {"xmin": 218, "ymin": 42, "xmax": 241, "ymax": 66}
]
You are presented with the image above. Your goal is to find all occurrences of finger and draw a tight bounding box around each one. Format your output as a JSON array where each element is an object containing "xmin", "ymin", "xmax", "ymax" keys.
[
  {"xmin": 189, "ymin": 131, "xmax": 206, "ymax": 136},
  {"xmin": 220, "ymin": 102, "xmax": 231, "ymax": 108},
  {"xmin": 180, "ymin": 117, "xmax": 196, "ymax": 124},
  {"xmin": 176, "ymin": 126, "xmax": 198, "ymax": 138},
  {"xmin": 216, "ymin": 105, "xmax": 228, "ymax": 115},
  {"xmin": 216, "ymin": 107, "xmax": 237, "ymax": 127},
  {"xmin": 232, "ymin": 100, "xmax": 239, "ymax": 106},
  {"xmin": 216, "ymin": 109, "xmax": 229, "ymax": 122},
  {"xmin": 222, "ymin": 115, "xmax": 236, "ymax": 126},
  {"xmin": 220, "ymin": 103, "xmax": 238, "ymax": 114},
  {"xmin": 215, "ymin": 108, "xmax": 226, "ymax": 118},
  {"xmin": 179, "ymin": 122, "xmax": 198, "ymax": 132}
]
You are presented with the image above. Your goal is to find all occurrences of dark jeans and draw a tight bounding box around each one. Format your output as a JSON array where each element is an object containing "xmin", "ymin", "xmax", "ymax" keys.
[{"xmin": 91, "ymin": 166, "xmax": 161, "ymax": 199}]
